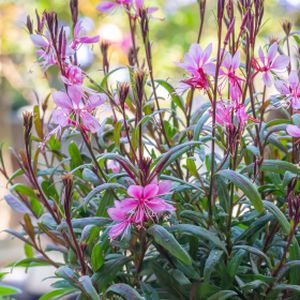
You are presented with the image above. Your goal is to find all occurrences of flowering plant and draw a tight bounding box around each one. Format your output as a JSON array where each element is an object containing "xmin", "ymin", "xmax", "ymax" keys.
[{"xmin": 2, "ymin": 0, "xmax": 300, "ymax": 299}]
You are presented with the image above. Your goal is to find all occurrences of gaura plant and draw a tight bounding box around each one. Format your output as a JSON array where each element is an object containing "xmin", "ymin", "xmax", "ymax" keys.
[{"xmin": 1, "ymin": 0, "xmax": 300, "ymax": 299}]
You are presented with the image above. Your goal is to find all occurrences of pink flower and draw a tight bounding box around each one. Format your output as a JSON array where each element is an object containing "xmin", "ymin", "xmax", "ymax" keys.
[
  {"xmin": 96, "ymin": 0, "xmax": 132, "ymax": 13},
  {"xmin": 52, "ymin": 86, "xmax": 106, "ymax": 133},
  {"xmin": 287, "ymin": 124, "xmax": 300, "ymax": 138},
  {"xmin": 275, "ymin": 71, "xmax": 300, "ymax": 109},
  {"xmin": 31, "ymin": 33, "xmax": 58, "ymax": 70},
  {"xmin": 215, "ymin": 102, "xmax": 233, "ymax": 128},
  {"xmin": 214, "ymin": 102, "xmax": 250, "ymax": 129},
  {"xmin": 70, "ymin": 21, "xmax": 99, "ymax": 50},
  {"xmin": 107, "ymin": 181, "xmax": 175, "ymax": 240},
  {"xmin": 62, "ymin": 64, "xmax": 85, "ymax": 86},
  {"xmin": 219, "ymin": 51, "xmax": 243, "ymax": 101},
  {"xmin": 107, "ymin": 200, "xmax": 133, "ymax": 240},
  {"xmin": 236, "ymin": 104, "xmax": 249, "ymax": 129},
  {"xmin": 134, "ymin": 0, "xmax": 158, "ymax": 16},
  {"xmin": 252, "ymin": 43, "xmax": 289, "ymax": 87},
  {"xmin": 177, "ymin": 43, "xmax": 215, "ymax": 93},
  {"xmin": 107, "ymin": 160, "xmax": 120, "ymax": 173}
]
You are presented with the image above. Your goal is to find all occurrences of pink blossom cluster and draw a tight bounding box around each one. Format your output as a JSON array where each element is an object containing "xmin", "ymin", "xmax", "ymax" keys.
[
  {"xmin": 96, "ymin": 0, "xmax": 158, "ymax": 16},
  {"xmin": 177, "ymin": 42, "xmax": 296, "ymax": 136},
  {"xmin": 107, "ymin": 181, "xmax": 175, "ymax": 239},
  {"xmin": 30, "ymin": 18, "xmax": 107, "ymax": 134}
]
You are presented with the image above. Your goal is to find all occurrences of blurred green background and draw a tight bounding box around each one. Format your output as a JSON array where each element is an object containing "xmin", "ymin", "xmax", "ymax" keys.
[{"xmin": 0, "ymin": 0, "xmax": 299, "ymax": 295}]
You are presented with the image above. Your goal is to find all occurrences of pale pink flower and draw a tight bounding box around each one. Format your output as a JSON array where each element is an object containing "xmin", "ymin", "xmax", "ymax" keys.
[
  {"xmin": 235, "ymin": 104, "xmax": 249, "ymax": 129},
  {"xmin": 214, "ymin": 102, "xmax": 250, "ymax": 129},
  {"xmin": 177, "ymin": 43, "xmax": 215, "ymax": 93},
  {"xmin": 70, "ymin": 21, "xmax": 99, "ymax": 50},
  {"xmin": 107, "ymin": 160, "xmax": 120, "ymax": 173},
  {"xmin": 252, "ymin": 43, "xmax": 289, "ymax": 87},
  {"xmin": 107, "ymin": 200, "xmax": 132, "ymax": 240},
  {"xmin": 96, "ymin": 0, "xmax": 132, "ymax": 13},
  {"xmin": 219, "ymin": 51, "xmax": 243, "ymax": 101},
  {"xmin": 287, "ymin": 125, "xmax": 300, "ymax": 138},
  {"xmin": 31, "ymin": 33, "xmax": 57, "ymax": 70},
  {"xmin": 134, "ymin": 0, "xmax": 158, "ymax": 16},
  {"xmin": 52, "ymin": 85, "xmax": 106, "ymax": 133},
  {"xmin": 107, "ymin": 181, "xmax": 175, "ymax": 240},
  {"xmin": 275, "ymin": 71, "xmax": 300, "ymax": 109},
  {"xmin": 215, "ymin": 102, "xmax": 233, "ymax": 128},
  {"xmin": 61, "ymin": 64, "xmax": 85, "ymax": 86}
]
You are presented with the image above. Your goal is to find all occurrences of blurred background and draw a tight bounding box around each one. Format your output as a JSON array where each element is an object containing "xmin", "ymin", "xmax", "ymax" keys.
[{"xmin": 0, "ymin": 0, "xmax": 299, "ymax": 298}]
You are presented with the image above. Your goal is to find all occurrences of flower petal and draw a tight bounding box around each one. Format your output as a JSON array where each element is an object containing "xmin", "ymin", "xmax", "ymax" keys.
[
  {"xmin": 202, "ymin": 43, "xmax": 212, "ymax": 64},
  {"xmin": 52, "ymin": 109, "xmax": 69, "ymax": 127},
  {"xmin": 189, "ymin": 43, "xmax": 202, "ymax": 67},
  {"xmin": 203, "ymin": 62, "xmax": 216, "ymax": 76},
  {"xmin": 96, "ymin": 1, "xmax": 118, "ymax": 12},
  {"xmin": 52, "ymin": 91, "xmax": 73, "ymax": 109},
  {"xmin": 232, "ymin": 51, "xmax": 240, "ymax": 70},
  {"xmin": 271, "ymin": 55, "xmax": 289, "ymax": 70},
  {"xmin": 127, "ymin": 185, "xmax": 143, "ymax": 199},
  {"xmin": 108, "ymin": 222, "xmax": 130, "ymax": 240},
  {"xmin": 157, "ymin": 181, "xmax": 172, "ymax": 195},
  {"xmin": 274, "ymin": 80, "xmax": 289, "ymax": 95},
  {"xmin": 68, "ymin": 85, "xmax": 83, "ymax": 106},
  {"xmin": 287, "ymin": 125, "xmax": 300, "ymax": 138},
  {"xmin": 31, "ymin": 34, "xmax": 48, "ymax": 48},
  {"xmin": 289, "ymin": 71, "xmax": 299, "ymax": 89},
  {"xmin": 143, "ymin": 184, "xmax": 159, "ymax": 199},
  {"xmin": 80, "ymin": 112, "xmax": 100, "ymax": 133},
  {"xmin": 78, "ymin": 35, "xmax": 100, "ymax": 44},
  {"xmin": 258, "ymin": 46, "xmax": 265, "ymax": 65},
  {"xmin": 267, "ymin": 43, "xmax": 278, "ymax": 62},
  {"xmin": 262, "ymin": 71, "xmax": 272, "ymax": 87}
]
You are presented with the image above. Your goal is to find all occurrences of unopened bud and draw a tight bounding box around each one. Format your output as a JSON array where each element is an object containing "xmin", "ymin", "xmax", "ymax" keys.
[
  {"xmin": 282, "ymin": 20, "xmax": 292, "ymax": 36},
  {"xmin": 118, "ymin": 82, "xmax": 130, "ymax": 108}
]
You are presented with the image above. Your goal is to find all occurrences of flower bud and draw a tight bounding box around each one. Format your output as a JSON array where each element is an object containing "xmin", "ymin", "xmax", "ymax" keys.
[
  {"xmin": 26, "ymin": 16, "xmax": 33, "ymax": 34},
  {"xmin": 23, "ymin": 112, "xmax": 33, "ymax": 135},
  {"xmin": 118, "ymin": 82, "xmax": 130, "ymax": 109},
  {"xmin": 100, "ymin": 40, "xmax": 110, "ymax": 73},
  {"xmin": 69, "ymin": 0, "xmax": 78, "ymax": 26},
  {"xmin": 134, "ymin": 69, "xmax": 146, "ymax": 104},
  {"xmin": 282, "ymin": 20, "xmax": 292, "ymax": 36}
]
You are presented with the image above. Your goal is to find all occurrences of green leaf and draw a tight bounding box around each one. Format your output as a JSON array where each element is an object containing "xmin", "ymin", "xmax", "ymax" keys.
[
  {"xmin": 83, "ymin": 183, "xmax": 125, "ymax": 206},
  {"xmin": 194, "ymin": 112, "xmax": 210, "ymax": 140},
  {"xmin": 277, "ymin": 260, "xmax": 300, "ymax": 280},
  {"xmin": 68, "ymin": 142, "xmax": 83, "ymax": 170},
  {"xmin": 91, "ymin": 243, "xmax": 104, "ymax": 272},
  {"xmin": 79, "ymin": 276, "xmax": 100, "ymax": 300},
  {"xmin": 33, "ymin": 105, "xmax": 44, "ymax": 139},
  {"xmin": 57, "ymin": 217, "xmax": 109, "ymax": 230},
  {"xmin": 170, "ymin": 224, "xmax": 227, "ymax": 253},
  {"xmin": 233, "ymin": 245, "xmax": 272, "ymax": 269},
  {"xmin": 155, "ymin": 79, "xmax": 184, "ymax": 112},
  {"xmin": 39, "ymin": 288, "xmax": 75, "ymax": 300},
  {"xmin": 148, "ymin": 225, "xmax": 192, "ymax": 265},
  {"xmin": 186, "ymin": 158, "xmax": 198, "ymax": 177},
  {"xmin": 10, "ymin": 183, "xmax": 36, "ymax": 198},
  {"xmin": 203, "ymin": 250, "xmax": 224, "ymax": 281},
  {"xmin": 106, "ymin": 283, "xmax": 144, "ymax": 300},
  {"xmin": 273, "ymin": 284, "xmax": 300, "ymax": 294},
  {"xmin": 24, "ymin": 243, "xmax": 34, "ymax": 258},
  {"xmin": 0, "ymin": 284, "xmax": 21, "ymax": 296},
  {"xmin": 216, "ymin": 169, "xmax": 264, "ymax": 213},
  {"xmin": 4, "ymin": 193, "xmax": 32, "ymax": 214},
  {"xmin": 207, "ymin": 290, "xmax": 238, "ymax": 300},
  {"xmin": 263, "ymin": 201, "xmax": 300, "ymax": 284},
  {"xmin": 242, "ymin": 160, "xmax": 300, "ymax": 176},
  {"xmin": 82, "ymin": 168, "xmax": 101, "ymax": 185},
  {"xmin": 92, "ymin": 255, "xmax": 130, "ymax": 291}
]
